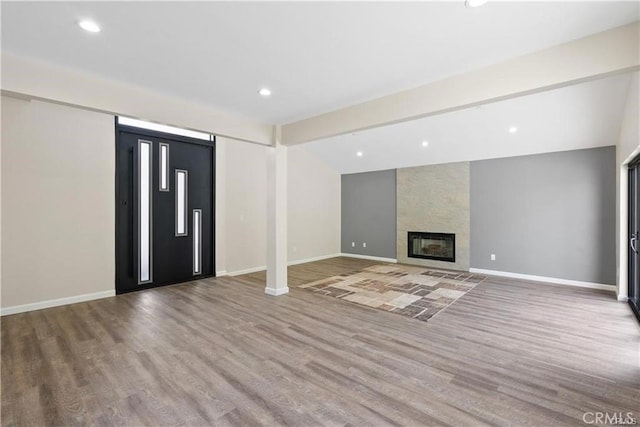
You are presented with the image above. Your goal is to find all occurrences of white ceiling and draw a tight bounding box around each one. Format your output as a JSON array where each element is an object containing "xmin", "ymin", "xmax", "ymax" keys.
[
  {"xmin": 301, "ymin": 73, "xmax": 634, "ymax": 174},
  {"xmin": 2, "ymin": 1, "xmax": 638, "ymax": 124}
]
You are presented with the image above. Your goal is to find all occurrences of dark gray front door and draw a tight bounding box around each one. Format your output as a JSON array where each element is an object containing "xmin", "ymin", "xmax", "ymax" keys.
[{"xmin": 115, "ymin": 125, "xmax": 214, "ymax": 294}]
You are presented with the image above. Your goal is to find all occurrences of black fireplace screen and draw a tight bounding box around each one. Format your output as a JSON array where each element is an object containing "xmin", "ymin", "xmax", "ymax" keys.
[{"xmin": 408, "ymin": 232, "xmax": 455, "ymax": 262}]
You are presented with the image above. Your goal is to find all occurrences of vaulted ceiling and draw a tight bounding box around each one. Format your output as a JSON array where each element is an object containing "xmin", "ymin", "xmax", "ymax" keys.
[
  {"xmin": 303, "ymin": 73, "xmax": 634, "ymax": 173},
  {"xmin": 2, "ymin": 1, "xmax": 638, "ymax": 124}
]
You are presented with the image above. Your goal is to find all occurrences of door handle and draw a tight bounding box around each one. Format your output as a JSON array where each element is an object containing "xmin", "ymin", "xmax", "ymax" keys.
[{"xmin": 631, "ymin": 234, "xmax": 638, "ymax": 254}]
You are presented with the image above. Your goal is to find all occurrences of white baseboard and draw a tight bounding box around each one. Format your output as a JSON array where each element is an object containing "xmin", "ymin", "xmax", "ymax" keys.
[
  {"xmin": 265, "ymin": 286, "xmax": 289, "ymax": 296},
  {"xmin": 225, "ymin": 253, "xmax": 396, "ymax": 277},
  {"xmin": 226, "ymin": 254, "xmax": 343, "ymax": 276},
  {"xmin": 617, "ymin": 294, "xmax": 628, "ymax": 302},
  {"xmin": 288, "ymin": 253, "xmax": 341, "ymax": 266},
  {"xmin": 1, "ymin": 290, "xmax": 116, "ymax": 316},
  {"xmin": 215, "ymin": 270, "xmax": 228, "ymax": 277},
  {"xmin": 227, "ymin": 266, "xmax": 267, "ymax": 277},
  {"xmin": 469, "ymin": 268, "xmax": 615, "ymax": 292},
  {"xmin": 340, "ymin": 253, "xmax": 398, "ymax": 263}
]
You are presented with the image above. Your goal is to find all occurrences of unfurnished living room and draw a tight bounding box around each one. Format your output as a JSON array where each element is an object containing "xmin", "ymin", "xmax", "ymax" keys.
[{"xmin": 1, "ymin": 1, "xmax": 639, "ymax": 426}]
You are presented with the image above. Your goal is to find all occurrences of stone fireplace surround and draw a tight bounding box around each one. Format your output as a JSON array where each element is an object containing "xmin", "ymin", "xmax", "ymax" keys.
[{"xmin": 396, "ymin": 162, "xmax": 470, "ymax": 271}]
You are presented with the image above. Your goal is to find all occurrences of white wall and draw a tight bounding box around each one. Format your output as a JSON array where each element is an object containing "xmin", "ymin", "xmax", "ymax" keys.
[
  {"xmin": 222, "ymin": 140, "xmax": 342, "ymax": 274},
  {"xmin": 1, "ymin": 96, "xmax": 115, "ymax": 309},
  {"xmin": 616, "ymin": 72, "xmax": 640, "ymax": 299},
  {"xmin": 224, "ymin": 139, "xmax": 269, "ymax": 274},
  {"xmin": 618, "ymin": 73, "xmax": 640, "ymax": 163},
  {"xmin": 288, "ymin": 147, "xmax": 341, "ymax": 262},
  {"xmin": 215, "ymin": 138, "xmax": 227, "ymax": 275}
]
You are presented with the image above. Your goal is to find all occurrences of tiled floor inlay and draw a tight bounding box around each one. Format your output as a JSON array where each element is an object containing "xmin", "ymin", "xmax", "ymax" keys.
[{"xmin": 298, "ymin": 264, "xmax": 487, "ymax": 322}]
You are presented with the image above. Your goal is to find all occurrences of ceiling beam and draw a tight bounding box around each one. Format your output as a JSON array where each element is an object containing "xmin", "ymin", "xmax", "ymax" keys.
[
  {"xmin": 281, "ymin": 22, "xmax": 640, "ymax": 146},
  {"xmin": 1, "ymin": 52, "xmax": 273, "ymax": 145}
]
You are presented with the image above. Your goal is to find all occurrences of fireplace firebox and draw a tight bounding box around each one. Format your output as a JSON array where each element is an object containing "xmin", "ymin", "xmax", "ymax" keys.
[{"xmin": 408, "ymin": 232, "xmax": 455, "ymax": 262}]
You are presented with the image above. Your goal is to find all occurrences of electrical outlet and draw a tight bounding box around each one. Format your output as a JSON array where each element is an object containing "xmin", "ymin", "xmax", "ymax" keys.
[
  {"xmin": 363, "ymin": 242, "xmax": 367, "ymax": 248},
  {"xmin": 351, "ymin": 242, "xmax": 355, "ymax": 247},
  {"xmin": 491, "ymin": 254, "xmax": 496, "ymax": 261},
  {"xmin": 293, "ymin": 246, "xmax": 297, "ymax": 253}
]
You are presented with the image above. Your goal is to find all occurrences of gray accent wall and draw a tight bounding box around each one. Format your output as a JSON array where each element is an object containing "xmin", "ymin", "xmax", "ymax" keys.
[
  {"xmin": 470, "ymin": 146, "xmax": 616, "ymax": 285},
  {"xmin": 397, "ymin": 162, "xmax": 471, "ymax": 271},
  {"xmin": 341, "ymin": 170, "xmax": 397, "ymax": 259}
]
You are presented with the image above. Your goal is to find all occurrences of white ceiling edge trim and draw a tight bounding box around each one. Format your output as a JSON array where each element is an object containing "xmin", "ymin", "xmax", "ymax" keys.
[
  {"xmin": 0, "ymin": 52, "xmax": 273, "ymax": 145},
  {"xmin": 282, "ymin": 21, "xmax": 640, "ymax": 145}
]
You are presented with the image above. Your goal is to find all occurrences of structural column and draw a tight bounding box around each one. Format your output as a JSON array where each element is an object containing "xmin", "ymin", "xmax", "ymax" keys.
[{"xmin": 265, "ymin": 126, "xmax": 289, "ymax": 296}]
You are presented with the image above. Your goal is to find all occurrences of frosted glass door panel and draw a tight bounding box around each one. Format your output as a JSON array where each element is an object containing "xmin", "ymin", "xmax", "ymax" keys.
[
  {"xmin": 139, "ymin": 140, "xmax": 152, "ymax": 284},
  {"xmin": 175, "ymin": 170, "xmax": 188, "ymax": 236},
  {"xmin": 193, "ymin": 209, "xmax": 202, "ymax": 275},
  {"xmin": 159, "ymin": 143, "xmax": 169, "ymax": 191}
]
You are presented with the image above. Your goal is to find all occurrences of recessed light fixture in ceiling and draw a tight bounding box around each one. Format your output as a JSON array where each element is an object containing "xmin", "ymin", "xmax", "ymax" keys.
[
  {"xmin": 508, "ymin": 126, "xmax": 519, "ymax": 134},
  {"xmin": 78, "ymin": 20, "xmax": 101, "ymax": 33},
  {"xmin": 465, "ymin": 0, "xmax": 488, "ymax": 8},
  {"xmin": 258, "ymin": 88, "xmax": 272, "ymax": 97},
  {"xmin": 422, "ymin": 140, "xmax": 429, "ymax": 147},
  {"xmin": 356, "ymin": 151, "xmax": 363, "ymax": 157}
]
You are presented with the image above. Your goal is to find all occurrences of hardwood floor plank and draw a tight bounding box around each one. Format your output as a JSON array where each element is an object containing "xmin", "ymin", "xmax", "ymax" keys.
[{"xmin": 2, "ymin": 257, "xmax": 639, "ymax": 426}]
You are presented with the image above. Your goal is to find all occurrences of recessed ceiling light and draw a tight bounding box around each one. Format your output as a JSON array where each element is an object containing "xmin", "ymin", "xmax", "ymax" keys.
[
  {"xmin": 258, "ymin": 88, "xmax": 272, "ymax": 97},
  {"xmin": 422, "ymin": 140, "xmax": 429, "ymax": 147},
  {"xmin": 508, "ymin": 126, "xmax": 518, "ymax": 134},
  {"xmin": 356, "ymin": 151, "xmax": 363, "ymax": 157},
  {"xmin": 465, "ymin": 0, "xmax": 488, "ymax": 8},
  {"xmin": 78, "ymin": 20, "xmax": 101, "ymax": 33}
]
